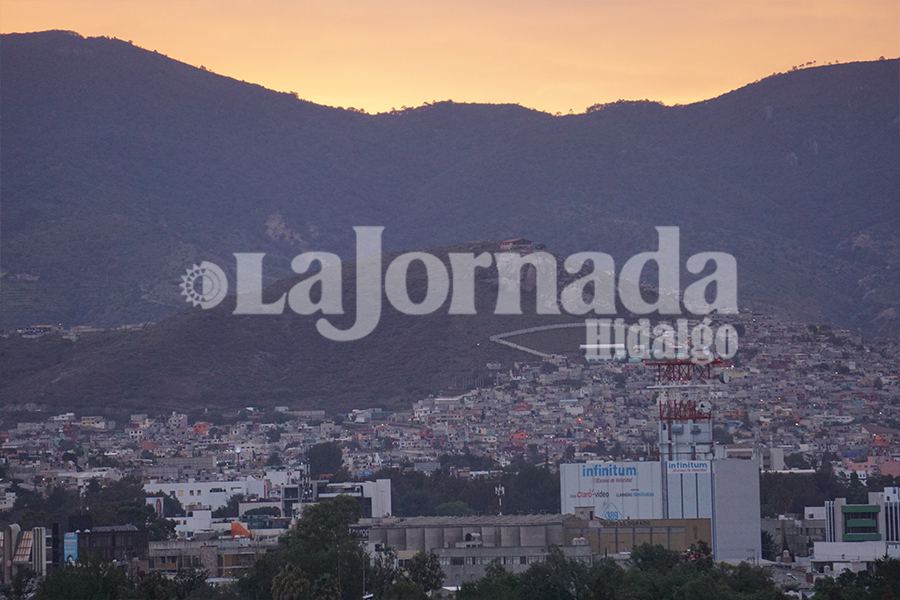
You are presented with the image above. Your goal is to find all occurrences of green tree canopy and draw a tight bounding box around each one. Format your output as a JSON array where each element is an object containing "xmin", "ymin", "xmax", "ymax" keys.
[{"xmin": 307, "ymin": 442, "xmax": 343, "ymax": 478}]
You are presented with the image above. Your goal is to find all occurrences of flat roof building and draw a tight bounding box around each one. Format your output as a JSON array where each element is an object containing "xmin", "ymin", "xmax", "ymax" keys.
[{"xmin": 359, "ymin": 513, "xmax": 711, "ymax": 586}]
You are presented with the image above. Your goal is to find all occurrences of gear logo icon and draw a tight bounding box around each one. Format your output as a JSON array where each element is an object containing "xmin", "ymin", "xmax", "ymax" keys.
[{"xmin": 179, "ymin": 261, "xmax": 228, "ymax": 309}]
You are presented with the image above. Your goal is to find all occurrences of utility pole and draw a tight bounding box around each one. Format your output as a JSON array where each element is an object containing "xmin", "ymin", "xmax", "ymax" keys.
[{"xmin": 495, "ymin": 484, "xmax": 505, "ymax": 516}]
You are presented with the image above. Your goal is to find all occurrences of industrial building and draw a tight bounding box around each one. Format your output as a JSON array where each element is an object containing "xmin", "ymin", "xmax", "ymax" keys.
[
  {"xmin": 360, "ymin": 513, "xmax": 710, "ymax": 586},
  {"xmin": 62, "ymin": 525, "xmax": 149, "ymax": 564},
  {"xmin": 560, "ymin": 391, "xmax": 762, "ymax": 562},
  {"xmin": 560, "ymin": 458, "xmax": 759, "ymax": 562},
  {"xmin": 147, "ymin": 537, "xmax": 278, "ymax": 578}
]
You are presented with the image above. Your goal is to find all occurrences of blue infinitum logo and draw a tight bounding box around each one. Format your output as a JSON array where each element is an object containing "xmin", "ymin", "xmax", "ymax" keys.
[{"xmin": 581, "ymin": 464, "xmax": 638, "ymax": 477}]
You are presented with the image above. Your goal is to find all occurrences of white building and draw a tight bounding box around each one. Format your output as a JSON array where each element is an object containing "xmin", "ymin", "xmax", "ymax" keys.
[
  {"xmin": 144, "ymin": 477, "xmax": 266, "ymax": 511},
  {"xmin": 811, "ymin": 487, "xmax": 900, "ymax": 575}
]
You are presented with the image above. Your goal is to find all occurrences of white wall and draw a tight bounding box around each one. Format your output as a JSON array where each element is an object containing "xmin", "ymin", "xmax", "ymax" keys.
[
  {"xmin": 144, "ymin": 477, "xmax": 265, "ymax": 511},
  {"xmin": 560, "ymin": 462, "xmax": 663, "ymax": 519},
  {"xmin": 711, "ymin": 459, "xmax": 762, "ymax": 562}
]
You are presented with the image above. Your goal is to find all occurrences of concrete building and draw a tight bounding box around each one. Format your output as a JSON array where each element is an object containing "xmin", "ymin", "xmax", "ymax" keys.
[
  {"xmin": 811, "ymin": 487, "xmax": 900, "ymax": 575},
  {"xmin": 709, "ymin": 458, "xmax": 763, "ymax": 562},
  {"xmin": 0, "ymin": 525, "xmax": 51, "ymax": 584},
  {"xmin": 812, "ymin": 540, "xmax": 900, "ymax": 576},
  {"xmin": 148, "ymin": 537, "xmax": 278, "ymax": 579},
  {"xmin": 717, "ymin": 445, "xmax": 786, "ymax": 472},
  {"xmin": 142, "ymin": 455, "xmax": 218, "ymax": 480},
  {"xmin": 561, "ymin": 389, "xmax": 762, "ymax": 562},
  {"xmin": 762, "ymin": 506, "xmax": 826, "ymax": 558},
  {"xmin": 143, "ymin": 477, "xmax": 266, "ymax": 511},
  {"xmin": 561, "ymin": 458, "xmax": 760, "ymax": 562},
  {"xmin": 291, "ymin": 479, "xmax": 392, "ymax": 519},
  {"xmin": 66, "ymin": 525, "xmax": 149, "ymax": 563},
  {"xmin": 360, "ymin": 514, "xmax": 711, "ymax": 586}
]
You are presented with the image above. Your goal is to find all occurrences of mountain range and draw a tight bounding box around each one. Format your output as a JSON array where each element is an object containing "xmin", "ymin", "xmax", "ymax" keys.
[
  {"xmin": 0, "ymin": 31, "xmax": 898, "ymax": 413},
  {"xmin": 2, "ymin": 31, "xmax": 898, "ymax": 334}
]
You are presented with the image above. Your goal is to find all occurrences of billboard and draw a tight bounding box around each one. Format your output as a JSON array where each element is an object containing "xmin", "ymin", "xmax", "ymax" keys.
[
  {"xmin": 664, "ymin": 460, "xmax": 712, "ymax": 519},
  {"xmin": 63, "ymin": 532, "xmax": 79, "ymax": 564},
  {"xmin": 561, "ymin": 461, "xmax": 663, "ymax": 519}
]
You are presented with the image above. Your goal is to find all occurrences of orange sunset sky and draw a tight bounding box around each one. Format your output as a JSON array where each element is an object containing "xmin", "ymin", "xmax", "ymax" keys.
[{"xmin": 1, "ymin": 0, "xmax": 897, "ymax": 114}]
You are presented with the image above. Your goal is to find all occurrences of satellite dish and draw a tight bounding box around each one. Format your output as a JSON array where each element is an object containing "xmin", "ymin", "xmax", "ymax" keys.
[{"xmin": 697, "ymin": 400, "xmax": 713, "ymax": 414}]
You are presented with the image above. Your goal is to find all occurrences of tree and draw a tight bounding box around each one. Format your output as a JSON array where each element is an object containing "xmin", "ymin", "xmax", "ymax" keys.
[
  {"xmin": 587, "ymin": 559, "xmax": 624, "ymax": 600},
  {"xmin": 517, "ymin": 546, "xmax": 592, "ymax": 600},
  {"xmin": 383, "ymin": 579, "xmax": 423, "ymax": 600},
  {"xmin": 127, "ymin": 567, "xmax": 218, "ymax": 600},
  {"xmin": 245, "ymin": 506, "xmax": 281, "ymax": 517},
  {"xmin": 369, "ymin": 549, "xmax": 401, "ymax": 599},
  {"xmin": 212, "ymin": 494, "xmax": 244, "ymax": 518},
  {"xmin": 147, "ymin": 513, "xmax": 176, "ymax": 541},
  {"xmin": 784, "ymin": 453, "xmax": 811, "ymax": 470},
  {"xmin": 434, "ymin": 500, "xmax": 474, "ymax": 516},
  {"xmin": 405, "ymin": 552, "xmax": 444, "ymax": 595},
  {"xmin": 847, "ymin": 472, "xmax": 867, "ymax": 504},
  {"xmin": 239, "ymin": 551, "xmax": 286, "ymax": 600},
  {"xmin": 1, "ymin": 485, "xmax": 80, "ymax": 530},
  {"xmin": 132, "ymin": 571, "xmax": 174, "ymax": 600},
  {"xmin": 629, "ymin": 543, "xmax": 682, "ymax": 572},
  {"xmin": 812, "ymin": 558, "xmax": 900, "ymax": 599},
  {"xmin": 462, "ymin": 544, "xmax": 789, "ymax": 600},
  {"xmin": 36, "ymin": 561, "xmax": 132, "ymax": 600},
  {"xmin": 308, "ymin": 442, "xmax": 343, "ymax": 478},
  {"xmin": 311, "ymin": 574, "xmax": 341, "ymax": 600},
  {"xmin": 271, "ymin": 565, "xmax": 311, "ymax": 600},
  {"xmin": 173, "ymin": 568, "xmax": 217, "ymax": 599},
  {"xmin": 457, "ymin": 561, "xmax": 520, "ymax": 600},
  {"xmin": 761, "ymin": 530, "xmax": 777, "ymax": 561},
  {"xmin": 82, "ymin": 478, "xmax": 175, "ymax": 540},
  {"xmin": 276, "ymin": 495, "xmax": 366, "ymax": 600},
  {"xmin": 8, "ymin": 566, "xmax": 38, "ymax": 600}
]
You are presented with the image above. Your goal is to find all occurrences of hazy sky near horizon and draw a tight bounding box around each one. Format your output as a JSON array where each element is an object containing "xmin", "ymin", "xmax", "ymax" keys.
[{"xmin": 2, "ymin": 0, "xmax": 897, "ymax": 113}]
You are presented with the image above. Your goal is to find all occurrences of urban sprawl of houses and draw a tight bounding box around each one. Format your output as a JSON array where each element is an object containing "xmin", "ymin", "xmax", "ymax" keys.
[{"xmin": 1, "ymin": 310, "xmax": 898, "ymax": 593}]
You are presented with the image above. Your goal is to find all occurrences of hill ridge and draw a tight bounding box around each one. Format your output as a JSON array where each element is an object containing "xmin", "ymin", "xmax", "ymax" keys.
[{"xmin": 1, "ymin": 30, "xmax": 898, "ymax": 338}]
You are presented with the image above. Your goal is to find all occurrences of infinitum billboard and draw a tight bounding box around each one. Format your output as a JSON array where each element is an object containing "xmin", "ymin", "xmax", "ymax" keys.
[
  {"xmin": 664, "ymin": 460, "xmax": 713, "ymax": 519},
  {"xmin": 560, "ymin": 461, "xmax": 663, "ymax": 519}
]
